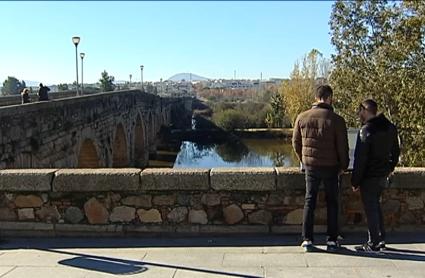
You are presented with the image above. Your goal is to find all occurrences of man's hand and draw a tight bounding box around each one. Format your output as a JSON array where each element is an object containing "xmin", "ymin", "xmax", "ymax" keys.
[
  {"xmin": 338, "ymin": 169, "xmax": 345, "ymax": 176},
  {"xmin": 352, "ymin": 186, "xmax": 359, "ymax": 192}
]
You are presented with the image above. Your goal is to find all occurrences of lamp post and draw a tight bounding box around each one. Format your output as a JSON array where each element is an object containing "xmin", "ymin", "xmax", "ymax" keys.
[
  {"xmin": 72, "ymin": 36, "xmax": 80, "ymax": 96},
  {"xmin": 129, "ymin": 74, "xmax": 132, "ymax": 88},
  {"xmin": 140, "ymin": 65, "xmax": 144, "ymax": 91},
  {"xmin": 80, "ymin": 52, "xmax": 85, "ymax": 95}
]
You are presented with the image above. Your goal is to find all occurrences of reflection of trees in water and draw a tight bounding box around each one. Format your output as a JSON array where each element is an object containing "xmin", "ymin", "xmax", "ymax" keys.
[
  {"xmin": 237, "ymin": 151, "xmax": 269, "ymax": 166},
  {"xmin": 242, "ymin": 139, "xmax": 298, "ymax": 167},
  {"xmin": 270, "ymin": 152, "xmax": 286, "ymax": 167},
  {"xmin": 215, "ymin": 141, "xmax": 249, "ymax": 162},
  {"xmin": 174, "ymin": 141, "xmax": 216, "ymax": 166},
  {"xmin": 174, "ymin": 139, "xmax": 300, "ymax": 168}
]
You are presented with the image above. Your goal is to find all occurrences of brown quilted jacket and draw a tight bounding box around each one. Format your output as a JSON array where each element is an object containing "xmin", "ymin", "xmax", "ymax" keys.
[{"xmin": 292, "ymin": 103, "xmax": 349, "ymax": 170}]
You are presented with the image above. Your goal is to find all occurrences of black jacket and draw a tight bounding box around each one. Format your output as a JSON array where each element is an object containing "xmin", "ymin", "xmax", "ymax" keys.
[
  {"xmin": 351, "ymin": 114, "xmax": 400, "ymax": 187},
  {"xmin": 38, "ymin": 86, "xmax": 50, "ymax": 101}
]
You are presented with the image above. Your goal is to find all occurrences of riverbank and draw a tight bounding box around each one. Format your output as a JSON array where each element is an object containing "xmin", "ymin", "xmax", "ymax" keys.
[{"xmin": 234, "ymin": 128, "xmax": 293, "ymax": 139}]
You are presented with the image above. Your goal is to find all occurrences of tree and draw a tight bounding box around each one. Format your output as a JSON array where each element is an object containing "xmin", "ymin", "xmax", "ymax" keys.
[
  {"xmin": 265, "ymin": 92, "xmax": 286, "ymax": 128},
  {"xmin": 99, "ymin": 70, "xmax": 115, "ymax": 92},
  {"xmin": 279, "ymin": 49, "xmax": 330, "ymax": 126},
  {"xmin": 329, "ymin": 0, "xmax": 425, "ymax": 166},
  {"xmin": 1, "ymin": 77, "xmax": 26, "ymax": 95},
  {"xmin": 58, "ymin": 83, "xmax": 69, "ymax": 91}
]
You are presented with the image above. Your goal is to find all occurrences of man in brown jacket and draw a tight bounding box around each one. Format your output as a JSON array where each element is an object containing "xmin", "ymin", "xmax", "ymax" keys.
[{"xmin": 292, "ymin": 85, "xmax": 349, "ymax": 252}]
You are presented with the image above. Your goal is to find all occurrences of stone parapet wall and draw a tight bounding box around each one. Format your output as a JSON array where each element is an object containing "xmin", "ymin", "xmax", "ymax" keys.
[
  {"xmin": 0, "ymin": 91, "xmax": 80, "ymax": 107},
  {"xmin": 0, "ymin": 167, "xmax": 424, "ymax": 237}
]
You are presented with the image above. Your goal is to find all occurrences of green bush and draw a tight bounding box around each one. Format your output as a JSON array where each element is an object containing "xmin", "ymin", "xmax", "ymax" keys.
[
  {"xmin": 213, "ymin": 109, "xmax": 248, "ymax": 131},
  {"xmin": 211, "ymin": 101, "xmax": 272, "ymax": 130}
]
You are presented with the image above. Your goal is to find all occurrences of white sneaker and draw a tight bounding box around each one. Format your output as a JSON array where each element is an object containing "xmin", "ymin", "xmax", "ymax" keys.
[
  {"xmin": 301, "ymin": 240, "xmax": 314, "ymax": 252},
  {"xmin": 326, "ymin": 240, "xmax": 341, "ymax": 252}
]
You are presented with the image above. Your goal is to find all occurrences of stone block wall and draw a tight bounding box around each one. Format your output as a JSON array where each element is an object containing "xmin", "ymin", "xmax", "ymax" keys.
[
  {"xmin": 0, "ymin": 90, "xmax": 192, "ymax": 169},
  {"xmin": 0, "ymin": 91, "xmax": 80, "ymax": 107},
  {"xmin": 0, "ymin": 167, "xmax": 424, "ymax": 237}
]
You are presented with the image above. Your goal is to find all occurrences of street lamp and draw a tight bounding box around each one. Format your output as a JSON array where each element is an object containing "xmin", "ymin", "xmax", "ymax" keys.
[
  {"xmin": 80, "ymin": 53, "xmax": 85, "ymax": 95},
  {"xmin": 72, "ymin": 36, "xmax": 80, "ymax": 96},
  {"xmin": 140, "ymin": 65, "xmax": 144, "ymax": 91}
]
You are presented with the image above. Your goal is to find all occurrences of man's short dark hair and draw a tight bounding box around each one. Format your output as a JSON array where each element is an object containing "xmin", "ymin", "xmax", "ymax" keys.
[
  {"xmin": 361, "ymin": 99, "xmax": 378, "ymax": 115},
  {"xmin": 315, "ymin": 85, "xmax": 333, "ymax": 100}
]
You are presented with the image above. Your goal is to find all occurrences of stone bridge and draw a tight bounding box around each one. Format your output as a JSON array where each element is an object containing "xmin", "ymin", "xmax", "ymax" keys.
[{"xmin": 0, "ymin": 90, "xmax": 192, "ymax": 169}]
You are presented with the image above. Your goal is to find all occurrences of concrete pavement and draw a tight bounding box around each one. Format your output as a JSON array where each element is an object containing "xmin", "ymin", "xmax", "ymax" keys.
[{"xmin": 0, "ymin": 233, "xmax": 424, "ymax": 277}]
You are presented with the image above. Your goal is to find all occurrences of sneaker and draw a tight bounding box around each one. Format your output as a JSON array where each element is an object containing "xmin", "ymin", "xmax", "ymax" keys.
[
  {"xmin": 326, "ymin": 241, "xmax": 341, "ymax": 252},
  {"xmin": 377, "ymin": 241, "xmax": 386, "ymax": 250},
  {"xmin": 355, "ymin": 243, "xmax": 380, "ymax": 252},
  {"xmin": 301, "ymin": 240, "xmax": 314, "ymax": 252}
]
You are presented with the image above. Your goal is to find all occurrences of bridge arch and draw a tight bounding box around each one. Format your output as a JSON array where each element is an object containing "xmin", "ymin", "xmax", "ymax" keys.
[
  {"xmin": 133, "ymin": 114, "xmax": 147, "ymax": 167},
  {"xmin": 77, "ymin": 138, "xmax": 99, "ymax": 168},
  {"xmin": 112, "ymin": 123, "xmax": 129, "ymax": 167}
]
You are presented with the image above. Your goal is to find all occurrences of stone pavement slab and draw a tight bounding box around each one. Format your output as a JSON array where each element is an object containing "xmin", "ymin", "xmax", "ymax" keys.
[
  {"xmin": 0, "ymin": 249, "xmax": 76, "ymax": 267},
  {"xmin": 0, "ymin": 234, "xmax": 424, "ymax": 278},
  {"xmin": 304, "ymin": 247, "xmax": 396, "ymax": 267},
  {"xmin": 355, "ymin": 266, "xmax": 425, "ymax": 278},
  {"xmin": 143, "ymin": 249, "xmax": 224, "ymax": 267},
  {"xmin": 223, "ymin": 253, "xmax": 307, "ymax": 267},
  {"xmin": 265, "ymin": 267, "xmax": 359, "ymax": 278},
  {"xmin": 173, "ymin": 267, "xmax": 264, "ymax": 278},
  {"xmin": 0, "ymin": 267, "xmax": 15, "ymax": 277},
  {"xmin": 0, "ymin": 266, "xmax": 176, "ymax": 278}
]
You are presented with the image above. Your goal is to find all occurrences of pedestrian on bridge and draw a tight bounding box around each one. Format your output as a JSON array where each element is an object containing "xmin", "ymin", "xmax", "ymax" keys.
[
  {"xmin": 351, "ymin": 99, "xmax": 400, "ymax": 252},
  {"xmin": 292, "ymin": 84, "xmax": 349, "ymax": 252},
  {"xmin": 21, "ymin": 88, "xmax": 30, "ymax": 104},
  {"xmin": 38, "ymin": 83, "xmax": 50, "ymax": 101}
]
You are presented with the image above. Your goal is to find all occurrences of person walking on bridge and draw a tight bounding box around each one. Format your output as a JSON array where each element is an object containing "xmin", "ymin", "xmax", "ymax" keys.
[
  {"xmin": 21, "ymin": 88, "xmax": 30, "ymax": 104},
  {"xmin": 352, "ymin": 99, "xmax": 400, "ymax": 252},
  {"xmin": 292, "ymin": 84, "xmax": 349, "ymax": 252},
  {"xmin": 38, "ymin": 83, "xmax": 50, "ymax": 101}
]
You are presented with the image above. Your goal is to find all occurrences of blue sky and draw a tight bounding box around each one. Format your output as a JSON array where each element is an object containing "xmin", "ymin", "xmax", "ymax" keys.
[{"xmin": 0, "ymin": 1, "xmax": 334, "ymax": 85}]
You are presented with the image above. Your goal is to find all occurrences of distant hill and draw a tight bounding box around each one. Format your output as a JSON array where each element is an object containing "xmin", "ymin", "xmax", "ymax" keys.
[
  {"xmin": 24, "ymin": 80, "xmax": 42, "ymax": 87},
  {"xmin": 168, "ymin": 73, "xmax": 209, "ymax": 82}
]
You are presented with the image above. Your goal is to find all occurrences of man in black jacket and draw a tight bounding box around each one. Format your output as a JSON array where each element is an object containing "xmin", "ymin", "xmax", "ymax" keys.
[
  {"xmin": 351, "ymin": 99, "xmax": 400, "ymax": 252},
  {"xmin": 38, "ymin": 83, "xmax": 50, "ymax": 101}
]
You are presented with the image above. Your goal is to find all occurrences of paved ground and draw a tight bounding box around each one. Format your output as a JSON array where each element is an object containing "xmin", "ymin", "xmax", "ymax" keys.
[{"xmin": 0, "ymin": 233, "xmax": 424, "ymax": 277}]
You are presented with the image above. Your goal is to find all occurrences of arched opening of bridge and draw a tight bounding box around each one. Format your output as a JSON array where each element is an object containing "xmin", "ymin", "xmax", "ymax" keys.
[
  {"xmin": 78, "ymin": 139, "xmax": 99, "ymax": 168},
  {"xmin": 112, "ymin": 123, "xmax": 129, "ymax": 167},
  {"xmin": 134, "ymin": 115, "xmax": 146, "ymax": 167}
]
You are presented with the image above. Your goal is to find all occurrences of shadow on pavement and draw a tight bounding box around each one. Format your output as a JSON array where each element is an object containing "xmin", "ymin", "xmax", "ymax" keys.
[
  {"xmin": 311, "ymin": 245, "xmax": 425, "ymax": 262},
  {"xmin": 59, "ymin": 256, "xmax": 147, "ymax": 275},
  {"xmin": 52, "ymin": 249, "xmax": 261, "ymax": 277},
  {"xmin": 1, "ymin": 233, "xmax": 425, "ymax": 249}
]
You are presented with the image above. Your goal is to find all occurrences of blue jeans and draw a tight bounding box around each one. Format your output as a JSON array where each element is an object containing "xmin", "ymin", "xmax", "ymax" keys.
[{"xmin": 302, "ymin": 168, "xmax": 339, "ymax": 242}]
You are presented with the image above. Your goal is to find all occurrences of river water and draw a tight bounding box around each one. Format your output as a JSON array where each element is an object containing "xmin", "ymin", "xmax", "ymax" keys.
[{"xmin": 173, "ymin": 129, "xmax": 358, "ymax": 169}]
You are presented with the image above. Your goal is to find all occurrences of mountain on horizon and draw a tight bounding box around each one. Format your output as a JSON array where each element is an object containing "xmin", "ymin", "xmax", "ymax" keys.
[
  {"xmin": 23, "ymin": 80, "xmax": 43, "ymax": 87},
  {"xmin": 168, "ymin": 73, "xmax": 209, "ymax": 82}
]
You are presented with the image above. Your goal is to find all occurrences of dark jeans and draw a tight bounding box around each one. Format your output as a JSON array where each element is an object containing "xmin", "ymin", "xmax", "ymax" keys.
[
  {"xmin": 302, "ymin": 168, "xmax": 339, "ymax": 242},
  {"xmin": 360, "ymin": 177, "xmax": 387, "ymax": 246}
]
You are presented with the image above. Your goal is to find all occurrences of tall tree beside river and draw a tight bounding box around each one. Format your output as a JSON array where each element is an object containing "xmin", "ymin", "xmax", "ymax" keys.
[{"xmin": 329, "ymin": 0, "xmax": 425, "ymax": 166}]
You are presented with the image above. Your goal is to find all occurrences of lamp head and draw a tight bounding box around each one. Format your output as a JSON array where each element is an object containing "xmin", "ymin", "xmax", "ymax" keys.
[{"xmin": 72, "ymin": 36, "xmax": 80, "ymax": 46}]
